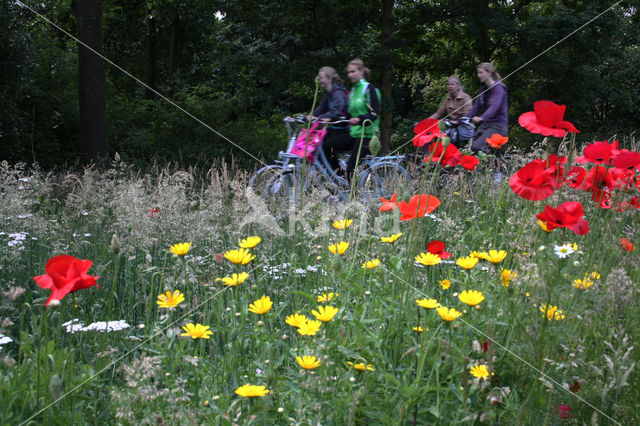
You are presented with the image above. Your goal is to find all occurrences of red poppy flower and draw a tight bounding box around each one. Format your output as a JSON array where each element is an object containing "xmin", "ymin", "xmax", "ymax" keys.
[
  {"xmin": 620, "ymin": 237, "xmax": 636, "ymax": 252},
  {"xmin": 509, "ymin": 159, "xmax": 555, "ymax": 200},
  {"xmin": 397, "ymin": 194, "xmax": 441, "ymax": 221},
  {"xmin": 612, "ymin": 149, "xmax": 640, "ymax": 171},
  {"xmin": 33, "ymin": 255, "xmax": 100, "ymax": 306},
  {"xmin": 424, "ymin": 140, "xmax": 462, "ymax": 167},
  {"xmin": 545, "ymin": 155, "xmax": 567, "ymax": 188},
  {"xmin": 426, "ymin": 240, "xmax": 452, "ymax": 259},
  {"xmin": 518, "ymin": 101, "xmax": 579, "ymax": 137},
  {"xmin": 575, "ymin": 140, "xmax": 619, "ymax": 165},
  {"xmin": 379, "ymin": 193, "xmax": 397, "ymax": 212},
  {"xmin": 412, "ymin": 118, "xmax": 441, "ymax": 147},
  {"xmin": 566, "ymin": 166, "xmax": 587, "ymax": 189},
  {"xmin": 486, "ymin": 134, "xmax": 508, "ymax": 148},
  {"xmin": 148, "ymin": 208, "xmax": 159, "ymax": 218},
  {"xmin": 556, "ymin": 405, "xmax": 572, "ymax": 420},
  {"xmin": 536, "ymin": 201, "xmax": 589, "ymax": 235},
  {"xmin": 583, "ymin": 166, "xmax": 616, "ymax": 202},
  {"xmin": 461, "ymin": 155, "xmax": 479, "ymax": 171}
]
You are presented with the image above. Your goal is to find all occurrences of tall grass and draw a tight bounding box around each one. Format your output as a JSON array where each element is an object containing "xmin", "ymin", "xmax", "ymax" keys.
[{"xmin": 0, "ymin": 149, "xmax": 638, "ymax": 424}]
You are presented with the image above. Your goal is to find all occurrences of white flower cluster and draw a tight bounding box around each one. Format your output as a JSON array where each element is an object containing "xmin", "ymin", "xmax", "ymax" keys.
[
  {"xmin": 6, "ymin": 232, "xmax": 28, "ymax": 247},
  {"xmin": 262, "ymin": 263, "xmax": 325, "ymax": 280},
  {"xmin": 62, "ymin": 319, "xmax": 131, "ymax": 334},
  {"xmin": 0, "ymin": 334, "xmax": 13, "ymax": 348}
]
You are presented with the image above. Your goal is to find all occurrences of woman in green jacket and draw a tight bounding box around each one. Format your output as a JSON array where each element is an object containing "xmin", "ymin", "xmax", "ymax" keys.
[{"xmin": 345, "ymin": 58, "xmax": 380, "ymax": 180}]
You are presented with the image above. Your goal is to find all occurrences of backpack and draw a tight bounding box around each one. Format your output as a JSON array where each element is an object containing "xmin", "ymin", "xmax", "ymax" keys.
[{"xmin": 290, "ymin": 122, "xmax": 327, "ymax": 162}]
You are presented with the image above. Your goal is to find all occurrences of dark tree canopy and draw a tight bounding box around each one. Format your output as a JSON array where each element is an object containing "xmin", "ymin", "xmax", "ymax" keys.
[{"xmin": 1, "ymin": 0, "xmax": 639, "ymax": 168}]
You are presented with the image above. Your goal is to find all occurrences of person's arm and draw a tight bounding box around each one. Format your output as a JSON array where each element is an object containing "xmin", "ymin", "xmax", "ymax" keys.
[
  {"xmin": 429, "ymin": 98, "xmax": 446, "ymax": 119},
  {"xmin": 354, "ymin": 86, "xmax": 380, "ymax": 124},
  {"xmin": 480, "ymin": 84, "xmax": 505, "ymax": 122},
  {"xmin": 318, "ymin": 89, "xmax": 347, "ymax": 121},
  {"xmin": 312, "ymin": 94, "xmax": 329, "ymax": 118},
  {"xmin": 465, "ymin": 94, "xmax": 480, "ymax": 119}
]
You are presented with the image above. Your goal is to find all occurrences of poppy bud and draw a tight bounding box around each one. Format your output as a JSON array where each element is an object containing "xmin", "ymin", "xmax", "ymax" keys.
[
  {"xmin": 438, "ymin": 120, "xmax": 447, "ymax": 131},
  {"xmin": 369, "ymin": 135, "xmax": 381, "ymax": 156},
  {"xmin": 110, "ymin": 234, "xmax": 120, "ymax": 256},
  {"xmin": 50, "ymin": 311, "xmax": 61, "ymax": 327},
  {"xmin": 441, "ymin": 136, "xmax": 451, "ymax": 148},
  {"xmin": 49, "ymin": 374, "xmax": 63, "ymax": 400},
  {"xmin": 32, "ymin": 332, "xmax": 41, "ymax": 346}
]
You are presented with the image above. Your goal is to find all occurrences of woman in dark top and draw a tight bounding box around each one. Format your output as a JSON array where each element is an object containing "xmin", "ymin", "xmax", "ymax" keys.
[
  {"xmin": 465, "ymin": 62, "xmax": 508, "ymax": 153},
  {"xmin": 311, "ymin": 66, "xmax": 351, "ymax": 174}
]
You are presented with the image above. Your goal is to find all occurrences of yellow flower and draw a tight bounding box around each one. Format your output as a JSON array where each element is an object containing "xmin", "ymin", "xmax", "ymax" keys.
[
  {"xmin": 469, "ymin": 251, "xmax": 488, "ymax": 259},
  {"xmin": 312, "ymin": 305, "xmax": 339, "ymax": 322},
  {"xmin": 156, "ymin": 290, "xmax": 185, "ymax": 309},
  {"xmin": 500, "ymin": 269, "xmax": 517, "ymax": 287},
  {"xmin": 456, "ymin": 256, "xmax": 479, "ymax": 270},
  {"xmin": 224, "ymin": 248, "xmax": 256, "ymax": 265},
  {"xmin": 484, "ymin": 250, "xmax": 507, "ymax": 264},
  {"xmin": 285, "ymin": 313, "xmax": 308, "ymax": 328},
  {"xmin": 537, "ymin": 219, "xmax": 552, "ymax": 232},
  {"xmin": 416, "ymin": 298, "xmax": 440, "ymax": 309},
  {"xmin": 572, "ymin": 272, "xmax": 599, "ymax": 290},
  {"xmin": 361, "ymin": 259, "xmax": 381, "ymax": 269},
  {"xmin": 348, "ymin": 362, "xmax": 374, "ymax": 371},
  {"xmin": 415, "ymin": 252, "xmax": 441, "ymax": 266},
  {"xmin": 540, "ymin": 304, "xmax": 565, "ymax": 321},
  {"xmin": 296, "ymin": 355, "xmax": 321, "ymax": 370},
  {"xmin": 181, "ymin": 323, "xmax": 213, "ymax": 339},
  {"xmin": 239, "ymin": 236, "xmax": 261, "ymax": 249},
  {"xmin": 317, "ymin": 292, "xmax": 338, "ymax": 303},
  {"xmin": 332, "ymin": 219, "xmax": 353, "ymax": 229},
  {"xmin": 297, "ymin": 319, "xmax": 322, "ymax": 336},
  {"xmin": 170, "ymin": 242, "xmax": 191, "ymax": 256},
  {"xmin": 413, "ymin": 326, "xmax": 424, "ymax": 332},
  {"xmin": 436, "ymin": 306, "xmax": 463, "ymax": 322},
  {"xmin": 234, "ymin": 384, "xmax": 269, "ymax": 397},
  {"xmin": 216, "ymin": 272, "xmax": 249, "ymax": 287},
  {"xmin": 458, "ymin": 290, "xmax": 485, "ymax": 306},
  {"xmin": 380, "ymin": 233, "xmax": 402, "ymax": 243},
  {"xmin": 248, "ymin": 295, "xmax": 273, "ymax": 315},
  {"xmin": 328, "ymin": 241, "xmax": 349, "ymax": 255},
  {"xmin": 439, "ymin": 279, "xmax": 451, "ymax": 290},
  {"xmin": 469, "ymin": 364, "xmax": 490, "ymax": 380}
]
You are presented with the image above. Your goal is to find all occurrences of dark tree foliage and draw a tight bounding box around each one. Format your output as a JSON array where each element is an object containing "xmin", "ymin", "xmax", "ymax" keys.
[{"xmin": 1, "ymin": 0, "xmax": 639, "ymax": 168}]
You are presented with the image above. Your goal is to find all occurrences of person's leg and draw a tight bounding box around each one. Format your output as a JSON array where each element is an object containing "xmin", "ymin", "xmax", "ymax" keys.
[
  {"xmin": 322, "ymin": 129, "xmax": 353, "ymax": 174},
  {"xmin": 346, "ymin": 137, "xmax": 371, "ymax": 181},
  {"xmin": 470, "ymin": 123, "xmax": 492, "ymax": 153}
]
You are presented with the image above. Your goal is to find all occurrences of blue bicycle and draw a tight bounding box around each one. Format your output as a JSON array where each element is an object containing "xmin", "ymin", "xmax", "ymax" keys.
[{"xmin": 250, "ymin": 116, "xmax": 411, "ymax": 205}]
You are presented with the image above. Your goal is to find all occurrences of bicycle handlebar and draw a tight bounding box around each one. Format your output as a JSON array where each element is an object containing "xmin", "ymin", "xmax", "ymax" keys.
[{"xmin": 284, "ymin": 115, "xmax": 350, "ymax": 126}]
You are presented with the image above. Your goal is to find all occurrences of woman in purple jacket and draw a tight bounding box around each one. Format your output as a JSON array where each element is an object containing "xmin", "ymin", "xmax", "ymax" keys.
[{"xmin": 466, "ymin": 62, "xmax": 508, "ymax": 153}]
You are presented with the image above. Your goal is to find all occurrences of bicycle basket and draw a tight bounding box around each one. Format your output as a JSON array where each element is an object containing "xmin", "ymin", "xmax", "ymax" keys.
[{"xmin": 290, "ymin": 122, "xmax": 327, "ymax": 162}]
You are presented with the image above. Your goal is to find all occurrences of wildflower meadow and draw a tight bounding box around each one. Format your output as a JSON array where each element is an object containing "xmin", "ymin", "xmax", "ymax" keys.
[{"xmin": 1, "ymin": 102, "xmax": 639, "ymax": 424}]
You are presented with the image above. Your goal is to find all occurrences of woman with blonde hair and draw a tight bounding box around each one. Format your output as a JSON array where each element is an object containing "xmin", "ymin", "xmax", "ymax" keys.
[
  {"xmin": 311, "ymin": 66, "xmax": 350, "ymax": 174},
  {"xmin": 465, "ymin": 62, "xmax": 508, "ymax": 153},
  {"xmin": 344, "ymin": 58, "xmax": 380, "ymax": 180}
]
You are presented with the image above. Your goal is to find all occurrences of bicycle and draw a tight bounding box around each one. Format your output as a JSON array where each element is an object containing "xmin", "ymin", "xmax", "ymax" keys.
[{"xmin": 250, "ymin": 116, "xmax": 411, "ymax": 207}]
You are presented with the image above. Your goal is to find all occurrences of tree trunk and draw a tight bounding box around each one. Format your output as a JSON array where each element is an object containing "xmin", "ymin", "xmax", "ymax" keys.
[
  {"xmin": 71, "ymin": 0, "xmax": 108, "ymax": 163},
  {"xmin": 380, "ymin": 0, "xmax": 394, "ymax": 154},
  {"xmin": 145, "ymin": 3, "xmax": 157, "ymax": 99},
  {"xmin": 168, "ymin": 1, "xmax": 179, "ymax": 75}
]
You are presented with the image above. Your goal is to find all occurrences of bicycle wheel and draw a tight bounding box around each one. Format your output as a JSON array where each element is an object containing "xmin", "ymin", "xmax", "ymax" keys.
[
  {"xmin": 358, "ymin": 161, "xmax": 410, "ymax": 200},
  {"xmin": 250, "ymin": 165, "xmax": 286, "ymax": 199},
  {"xmin": 264, "ymin": 172, "xmax": 296, "ymax": 212}
]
